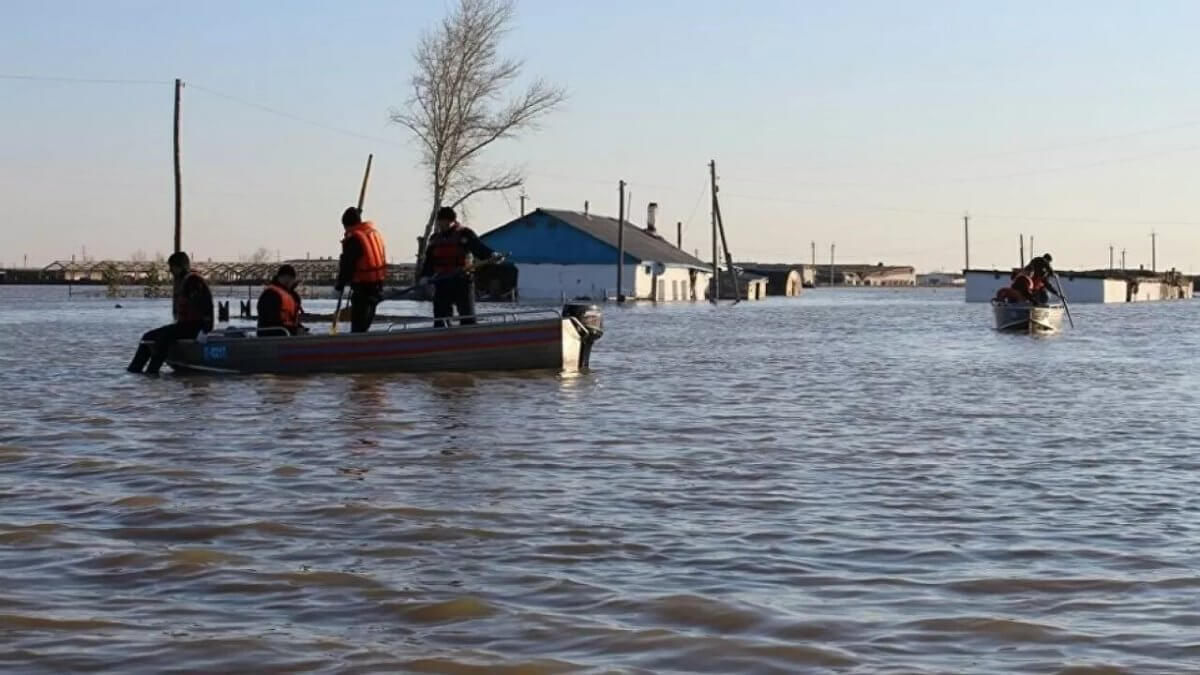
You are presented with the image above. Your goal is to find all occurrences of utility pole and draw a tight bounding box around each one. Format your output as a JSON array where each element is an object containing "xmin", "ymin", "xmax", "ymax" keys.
[
  {"xmin": 709, "ymin": 160, "xmax": 719, "ymax": 302},
  {"xmin": 616, "ymin": 180, "xmax": 626, "ymax": 302},
  {"xmin": 519, "ymin": 191, "xmax": 526, "ymax": 216},
  {"xmin": 1121, "ymin": 248, "xmax": 1126, "ymax": 270},
  {"xmin": 173, "ymin": 78, "xmax": 183, "ymax": 254},
  {"xmin": 1151, "ymin": 231, "xmax": 1157, "ymax": 272},
  {"xmin": 676, "ymin": 221, "xmax": 682, "ymax": 249},
  {"xmin": 830, "ymin": 243, "xmax": 836, "ymax": 286},
  {"xmin": 811, "ymin": 240, "xmax": 817, "ymax": 287},
  {"xmin": 962, "ymin": 213, "xmax": 970, "ymax": 271},
  {"xmin": 1109, "ymin": 245, "xmax": 1114, "ymax": 270},
  {"xmin": 1019, "ymin": 234, "xmax": 1025, "ymax": 267}
]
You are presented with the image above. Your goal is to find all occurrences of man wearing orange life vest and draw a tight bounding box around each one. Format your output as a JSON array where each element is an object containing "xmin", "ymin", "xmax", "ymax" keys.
[
  {"xmin": 335, "ymin": 207, "xmax": 388, "ymax": 333},
  {"xmin": 997, "ymin": 253, "xmax": 1061, "ymax": 305},
  {"xmin": 126, "ymin": 251, "xmax": 213, "ymax": 374},
  {"xmin": 257, "ymin": 264, "xmax": 307, "ymax": 336},
  {"xmin": 419, "ymin": 206, "xmax": 500, "ymax": 327}
]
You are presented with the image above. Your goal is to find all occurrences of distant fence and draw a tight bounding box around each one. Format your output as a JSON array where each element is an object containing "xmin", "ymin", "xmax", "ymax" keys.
[{"xmin": 13, "ymin": 260, "xmax": 416, "ymax": 286}]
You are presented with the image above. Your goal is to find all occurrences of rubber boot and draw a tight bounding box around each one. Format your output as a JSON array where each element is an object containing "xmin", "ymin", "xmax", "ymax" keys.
[{"xmin": 127, "ymin": 344, "xmax": 151, "ymax": 373}]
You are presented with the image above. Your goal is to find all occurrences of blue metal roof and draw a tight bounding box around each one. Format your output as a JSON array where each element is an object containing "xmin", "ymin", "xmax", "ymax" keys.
[{"xmin": 481, "ymin": 209, "xmax": 708, "ymax": 268}]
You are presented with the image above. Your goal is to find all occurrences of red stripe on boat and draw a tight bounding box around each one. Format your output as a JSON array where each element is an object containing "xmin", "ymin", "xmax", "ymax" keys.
[{"xmin": 279, "ymin": 324, "xmax": 560, "ymax": 364}]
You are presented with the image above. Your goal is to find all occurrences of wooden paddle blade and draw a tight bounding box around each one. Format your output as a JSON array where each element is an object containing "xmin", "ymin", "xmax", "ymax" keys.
[{"xmin": 337, "ymin": 306, "xmax": 353, "ymax": 322}]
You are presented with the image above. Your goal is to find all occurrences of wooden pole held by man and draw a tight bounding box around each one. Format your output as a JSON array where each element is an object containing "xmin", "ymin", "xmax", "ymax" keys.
[{"xmin": 173, "ymin": 78, "xmax": 183, "ymax": 253}]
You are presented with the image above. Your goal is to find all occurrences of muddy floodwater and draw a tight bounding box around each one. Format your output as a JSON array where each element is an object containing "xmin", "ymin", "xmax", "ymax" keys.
[{"xmin": 1, "ymin": 285, "xmax": 1199, "ymax": 673}]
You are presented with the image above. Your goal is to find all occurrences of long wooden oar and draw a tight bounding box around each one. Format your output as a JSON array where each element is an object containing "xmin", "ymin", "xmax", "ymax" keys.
[
  {"xmin": 332, "ymin": 153, "xmax": 373, "ymax": 335},
  {"xmin": 1053, "ymin": 272, "xmax": 1075, "ymax": 329}
]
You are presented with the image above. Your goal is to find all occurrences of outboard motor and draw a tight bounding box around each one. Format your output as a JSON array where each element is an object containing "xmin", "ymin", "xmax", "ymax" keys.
[{"xmin": 562, "ymin": 302, "xmax": 603, "ymax": 368}]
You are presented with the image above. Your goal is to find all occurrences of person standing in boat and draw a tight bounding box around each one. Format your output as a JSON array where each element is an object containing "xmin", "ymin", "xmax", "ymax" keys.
[
  {"xmin": 335, "ymin": 207, "xmax": 387, "ymax": 333},
  {"xmin": 1003, "ymin": 254, "xmax": 1060, "ymax": 305},
  {"xmin": 419, "ymin": 206, "xmax": 500, "ymax": 327},
  {"xmin": 126, "ymin": 251, "xmax": 213, "ymax": 374},
  {"xmin": 257, "ymin": 264, "xmax": 307, "ymax": 336}
]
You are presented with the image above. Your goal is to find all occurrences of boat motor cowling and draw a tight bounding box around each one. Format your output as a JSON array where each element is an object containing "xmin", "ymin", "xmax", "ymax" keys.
[
  {"xmin": 562, "ymin": 303, "xmax": 603, "ymax": 340},
  {"xmin": 563, "ymin": 303, "xmax": 603, "ymax": 368}
]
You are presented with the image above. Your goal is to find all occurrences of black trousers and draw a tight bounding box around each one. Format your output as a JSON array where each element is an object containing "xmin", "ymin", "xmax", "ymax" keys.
[
  {"xmin": 433, "ymin": 278, "xmax": 476, "ymax": 327},
  {"xmin": 127, "ymin": 321, "xmax": 204, "ymax": 374},
  {"xmin": 350, "ymin": 283, "xmax": 382, "ymax": 333}
]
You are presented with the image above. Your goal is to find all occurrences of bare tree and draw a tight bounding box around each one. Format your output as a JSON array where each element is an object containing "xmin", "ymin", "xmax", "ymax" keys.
[
  {"xmin": 391, "ymin": 0, "xmax": 565, "ymax": 266},
  {"xmin": 247, "ymin": 247, "xmax": 273, "ymax": 264},
  {"xmin": 129, "ymin": 250, "xmax": 148, "ymax": 263}
]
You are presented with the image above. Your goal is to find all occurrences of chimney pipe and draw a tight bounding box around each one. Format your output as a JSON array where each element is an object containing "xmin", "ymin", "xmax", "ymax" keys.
[
  {"xmin": 646, "ymin": 202, "xmax": 658, "ymax": 233},
  {"xmin": 584, "ymin": 200, "xmax": 589, "ymax": 217},
  {"xmin": 676, "ymin": 221, "xmax": 682, "ymax": 248}
]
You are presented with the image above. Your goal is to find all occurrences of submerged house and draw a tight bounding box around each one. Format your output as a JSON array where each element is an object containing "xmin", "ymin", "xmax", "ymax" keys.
[
  {"xmin": 711, "ymin": 271, "xmax": 769, "ymax": 300},
  {"xmin": 737, "ymin": 263, "xmax": 804, "ymax": 296},
  {"xmin": 480, "ymin": 208, "xmax": 713, "ymax": 301},
  {"xmin": 965, "ymin": 268, "xmax": 1193, "ymax": 303},
  {"xmin": 817, "ymin": 264, "xmax": 916, "ymax": 286}
]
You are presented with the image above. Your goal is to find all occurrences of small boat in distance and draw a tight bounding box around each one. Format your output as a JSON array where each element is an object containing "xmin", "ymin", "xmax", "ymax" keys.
[
  {"xmin": 157, "ymin": 303, "xmax": 603, "ymax": 375},
  {"xmin": 991, "ymin": 300, "xmax": 1065, "ymax": 334}
]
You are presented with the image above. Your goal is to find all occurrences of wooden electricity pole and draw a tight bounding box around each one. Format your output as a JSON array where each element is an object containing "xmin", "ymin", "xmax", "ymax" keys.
[
  {"xmin": 962, "ymin": 213, "xmax": 970, "ymax": 271},
  {"xmin": 616, "ymin": 180, "xmax": 626, "ymax": 302},
  {"xmin": 709, "ymin": 160, "xmax": 719, "ymax": 303}
]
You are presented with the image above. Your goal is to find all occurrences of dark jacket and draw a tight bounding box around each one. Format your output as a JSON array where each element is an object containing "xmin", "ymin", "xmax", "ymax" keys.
[
  {"xmin": 419, "ymin": 224, "xmax": 495, "ymax": 281},
  {"xmin": 174, "ymin": 272, "xmax": 213, "ymax": 332},
  {"xmin": 336, "ymin": 236, "xmax": 363, "ymax": 291}
]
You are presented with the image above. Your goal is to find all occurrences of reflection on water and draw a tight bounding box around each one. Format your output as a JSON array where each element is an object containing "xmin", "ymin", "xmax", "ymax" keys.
[{"xmin": 1, "ymin": 286, "xmax": 1200, "ymax": 672}]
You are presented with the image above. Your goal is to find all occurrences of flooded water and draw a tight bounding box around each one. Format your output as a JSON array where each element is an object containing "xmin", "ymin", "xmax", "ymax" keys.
[{"xmin": 1, "ymin": 284, "xmax": 1199, "ymax": 673}]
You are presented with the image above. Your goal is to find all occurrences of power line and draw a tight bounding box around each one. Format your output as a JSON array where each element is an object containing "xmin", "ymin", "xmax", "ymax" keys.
[
  {"xmin": 186, "ymin": 82, "xmax": 405, "ymax": 147},
  {"xmin": 0, "ymin": 74, "xmax": 170, "ymax": 85},
  {"xmin": 716, "ymin": 190, "xmax": 1200, "ymax": 226}
]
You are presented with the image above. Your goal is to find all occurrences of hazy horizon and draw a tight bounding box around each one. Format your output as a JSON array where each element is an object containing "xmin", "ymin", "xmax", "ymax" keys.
[{"xmin": 4, "ymin": 0, "xmax": 1200, "ymax": 273}]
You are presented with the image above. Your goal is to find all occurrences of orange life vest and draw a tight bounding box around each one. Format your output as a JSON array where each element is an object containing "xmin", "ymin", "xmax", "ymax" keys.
[
  {"xmin": 427, "ymin": 224, "xmax": 469, "ymax": 275},
  {"xmin": 262, "ymin": 283, "xmax": 300, "ymax": 334},
  {"xmin": 343, "ymin": 221, "xmax": 387, "ymax": 284},
  {"xmin": 173, "ymin": 272, "xmax": 210, "ymax": 323}
]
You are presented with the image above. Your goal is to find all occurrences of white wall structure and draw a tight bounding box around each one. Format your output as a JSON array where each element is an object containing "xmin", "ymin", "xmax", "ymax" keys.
[
  {"xmin": 514, "ymin": 263, "xmax": 712, "ymax": 301},
  {"xmin": 965, "ymin": 270, "xmax": 1193, "ymax": 303}
]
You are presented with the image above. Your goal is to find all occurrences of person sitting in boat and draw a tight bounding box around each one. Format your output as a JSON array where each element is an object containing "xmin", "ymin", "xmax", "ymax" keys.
[
  {"xmin": 126, "ymin": 251, "xmax": 213, "ymax": 374},
  {"xmin": 335, "ymin": 207, "xmax": 388, "ymax": 333},
  {"xmin": 257, "ymin": 264, "xmax": 307, "ymax": 336},
  {"xmin": 419, "ymin": 206, "xmax": 501, "ymax": 327}
]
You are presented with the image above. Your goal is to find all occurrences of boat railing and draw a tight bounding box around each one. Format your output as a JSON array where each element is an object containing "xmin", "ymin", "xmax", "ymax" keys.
[{"xmin": 384, "ymin": 309, "xmax": 561, "ymax": 332}]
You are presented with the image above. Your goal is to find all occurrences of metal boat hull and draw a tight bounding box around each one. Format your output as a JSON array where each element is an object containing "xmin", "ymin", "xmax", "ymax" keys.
[
  {"xmin": 992, "ymin": 302, "xmax": 1064, "ymax": 334},
  {"xmin": 164, "ymin": 317, "xmax": 592, "ymax": 374}
]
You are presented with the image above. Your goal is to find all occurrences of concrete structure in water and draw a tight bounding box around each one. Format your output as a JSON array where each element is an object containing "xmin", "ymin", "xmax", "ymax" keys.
[
  {"xmin": 737, "ymin": 264, "xmax": 804, "ymax": 296},
  {"xmin": 711, "ymin": 272, "xmax": 769, "ymax": 300},
  {"xmin": 916, "ymin": 272, "xmax": 965, "ymax": 287},
  {"xmin": 965, "ymin": 269, "xmax": 1193, "ymax": 303},
  {"xmin": 480, "ymin": 208, "xmax": 713, "ymax": 301},
  {"xmin": 817, "ymin": 264, "xmax": 916, "ymax": 286}
]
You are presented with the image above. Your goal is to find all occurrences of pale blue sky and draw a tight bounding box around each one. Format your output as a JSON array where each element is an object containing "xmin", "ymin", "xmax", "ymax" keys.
[{"xmin": 4, "ymin": 0, "xmax": 1200, "ymax": 272}]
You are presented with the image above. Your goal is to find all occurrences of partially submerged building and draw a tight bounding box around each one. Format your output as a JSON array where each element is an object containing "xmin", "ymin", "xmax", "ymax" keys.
[
  {"xmin": 711, "ymin": 271, "xmax": 769, "ymax": 300},
  {"xmin": 965, "ymin": 268, "xmax": 1193, "ymax": 303},
  {"xmin": 480, "ymin": 208, "xmax": 713, "ymax": 301},
  {"xmin": 737, "ymin": 263, "xmax": 804, "ymax": 296},
  {"xmin": 816, "ymin": 264, "xmax": 916, "ymax": 286}
]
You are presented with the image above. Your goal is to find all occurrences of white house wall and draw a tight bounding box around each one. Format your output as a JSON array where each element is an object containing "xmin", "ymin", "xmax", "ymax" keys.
[
  {"xmin": 966, "ymin": 270, "xmax": 1193, "ymax": 303},
  {"xmin": 515, "ymin": 263, "xmax": 712, "ymax": 301}
]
